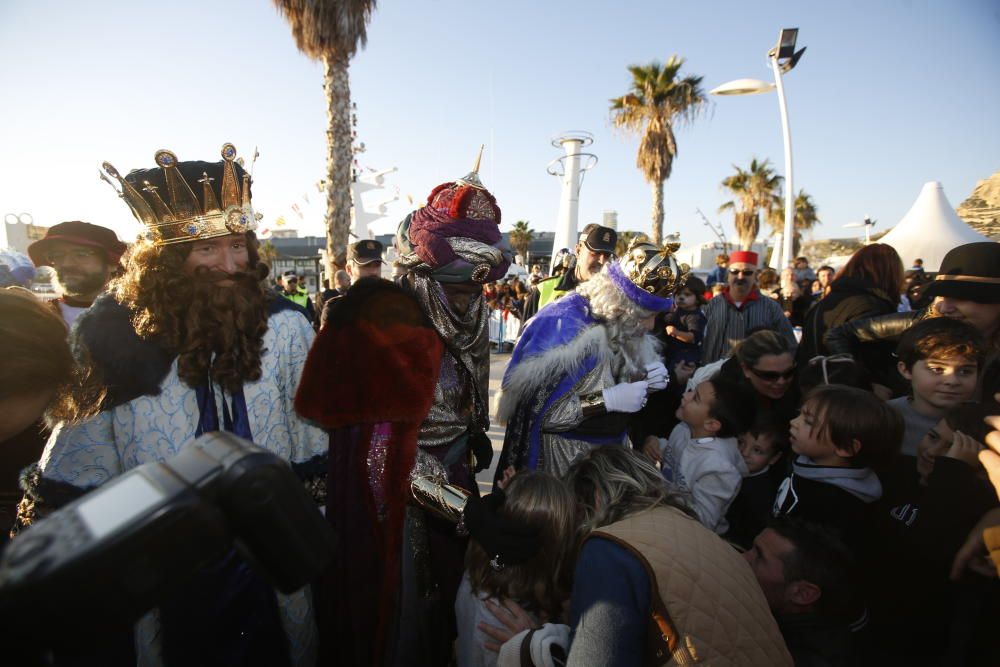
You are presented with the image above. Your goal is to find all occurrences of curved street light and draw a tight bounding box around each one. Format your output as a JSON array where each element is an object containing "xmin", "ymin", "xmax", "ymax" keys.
[{"xmin": 711, "ymin": 28, "xmax": 805, "ymax": 270}]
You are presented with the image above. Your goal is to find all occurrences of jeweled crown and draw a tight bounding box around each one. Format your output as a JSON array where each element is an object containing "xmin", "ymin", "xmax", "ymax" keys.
[
  {"xmin": 100, "ymin": 143, "xmax": 259, "ymax": 246},
  {"xmin": 621, "ymin": 238, "xmax": 690, "ymax": 298}
]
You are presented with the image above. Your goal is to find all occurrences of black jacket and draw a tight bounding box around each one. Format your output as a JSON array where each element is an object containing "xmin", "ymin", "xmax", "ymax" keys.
[
  {"xmin": 822, "ymin": 307, "xmax": 931, "ymax": 395},
  {"xmin": 797, "ymin": 276, "xmax": 899, "ymax": 364}
]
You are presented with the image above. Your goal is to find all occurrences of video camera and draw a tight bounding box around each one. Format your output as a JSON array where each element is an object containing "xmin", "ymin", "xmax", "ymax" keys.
[{"xmin": 0, "ymin": 432, "xmax": 335, "ymax": 640}]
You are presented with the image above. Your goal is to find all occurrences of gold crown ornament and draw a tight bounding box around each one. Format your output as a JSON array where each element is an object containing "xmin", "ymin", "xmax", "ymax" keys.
[
  {"xmin": 100, "ymin": 143, "xmax": 260, "ymax": 246},
  {"xmin": 623, "ymin": 238, "xmax": 690, "ymax": 299}
]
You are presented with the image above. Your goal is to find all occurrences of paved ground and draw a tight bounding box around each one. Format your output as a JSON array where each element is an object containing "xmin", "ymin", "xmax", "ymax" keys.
[{"xmin": 474, "ymin": 349, "xmax": 512, "ymax": 494}]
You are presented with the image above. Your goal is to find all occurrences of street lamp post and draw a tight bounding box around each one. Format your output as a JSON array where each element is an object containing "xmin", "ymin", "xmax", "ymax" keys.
[{"xmin": 711, "ymin": 28, "xmax": 805, "ymax": 270}]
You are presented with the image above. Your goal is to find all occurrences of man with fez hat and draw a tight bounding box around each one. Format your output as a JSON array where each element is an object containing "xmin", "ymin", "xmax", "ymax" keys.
[
  {"xmin": 701, "ymin": 249, "xmax": 797, "ymax": 364},
  {"xmin": 321, "ymin": 149, "xmax": 508, "ymax": 662},
  {"xmin": 28, "ymin": 220, "xmax": 127, "ymax": 328},
  {"xmin": 20, "ymin": 144, "xmax": 327, "ymax": 666},
  {"xmin": 495, "ymin": 239, "xmax": 678, "ymax": 478}
]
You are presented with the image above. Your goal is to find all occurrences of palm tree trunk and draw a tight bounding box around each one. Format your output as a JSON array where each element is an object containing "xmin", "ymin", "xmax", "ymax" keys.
[
  {"xmin": 323, "ymin": 54, "xmax": 354, "ymax": 279},
  {"xmin": 651, "ymin": 179, "xmax": 664, "ymax": 245}
]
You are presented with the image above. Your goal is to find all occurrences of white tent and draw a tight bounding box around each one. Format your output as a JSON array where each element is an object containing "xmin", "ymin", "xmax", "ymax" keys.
[{"xmin": 879, "ymin": 181, "xmax": 991, "ymax": 272}]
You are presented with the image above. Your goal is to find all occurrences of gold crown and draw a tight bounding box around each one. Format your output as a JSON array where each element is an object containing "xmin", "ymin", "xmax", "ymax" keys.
[
  {"xmin": 624, "ymin": 238, "xmax": 690, "ymax": 298},
  {"xmin": 100, "ymin": 143, "xmax": 259, "ymax": 246}
]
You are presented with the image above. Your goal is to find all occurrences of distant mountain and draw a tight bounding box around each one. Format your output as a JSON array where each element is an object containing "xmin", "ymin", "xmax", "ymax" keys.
[{"xmin": 956, "ymin": 170, "xmax": 1000, "ymax": 240}]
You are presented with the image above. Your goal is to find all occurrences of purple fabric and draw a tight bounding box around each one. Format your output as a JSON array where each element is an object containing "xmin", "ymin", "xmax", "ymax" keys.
[
  {"xmin": 607, "ymin": 261, "xmax": 674, "ymax": 313},
  {"xmin": 409, "ymin": 204, "xmax": 502, "ymax": 270}
]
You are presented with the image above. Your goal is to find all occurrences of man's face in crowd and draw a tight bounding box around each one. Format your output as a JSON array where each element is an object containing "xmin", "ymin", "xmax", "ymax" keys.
[
  {"xmin": 575, "ymin": 242, "xmax": 611, "ymax": 281},
  {"xmin": 182, "ymin": 234, "xmax": 249, "ymax": 285},
  {"xmin": 48, "ymin": 241, "xmax": 113, "ymax": 298},
  {"xmin": 348, "ymin": 260, "xmax": 382, "ymax": 282},
  {"xmin": 281, "ymin": 275, "xmax": 300, "ymax": 293},
  {"xmin": 743, "ymin": 528, "xmax": 796, "ymax": 613},
  {"xmin": 817, "ymin": 268, "xmax": 835, "ymax": 288},
  {"xmin": 727, "ymin": 262, "xmax": 757, "ymax": 293}
]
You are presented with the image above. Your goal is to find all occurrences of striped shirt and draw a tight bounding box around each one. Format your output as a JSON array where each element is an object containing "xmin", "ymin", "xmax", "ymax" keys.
[{"xmin": 701, "ymin": 290, "xmax": 797, "ymax": 363}]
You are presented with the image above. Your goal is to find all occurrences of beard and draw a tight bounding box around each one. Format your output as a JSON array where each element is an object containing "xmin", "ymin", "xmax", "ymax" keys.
[
  {"xmin": 606, "ymin": 316, "xmax": 658, "ymax": 383},
  {"xmin": 57, "ymin": 267, "xmax": 109, "ymax": 298},
  {"xmin": 173, "ymin": 266, "xmax": 270, "ymax": 393}
]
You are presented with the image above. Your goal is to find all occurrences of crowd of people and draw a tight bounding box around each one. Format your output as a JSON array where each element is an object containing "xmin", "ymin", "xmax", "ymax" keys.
[{"xmin": 1, "ymin": 143, "xmax": 999, "ymax": 667}]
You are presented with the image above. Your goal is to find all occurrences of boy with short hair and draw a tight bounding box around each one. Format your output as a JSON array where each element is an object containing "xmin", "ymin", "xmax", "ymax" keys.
[
  {"xmin": 889, "ymin": 318, "xmax": 984, "ymax": 456},
  {"xmin": 774, "ymin": 385, "xmax": 903, "ymax": 556},
  {"xmin": 643, "ymin": 376, "xmax": 754, "ymax": 533},
  {"xmin": 725, "ymin": 417, "xmax": 790, "ymax": 549}
]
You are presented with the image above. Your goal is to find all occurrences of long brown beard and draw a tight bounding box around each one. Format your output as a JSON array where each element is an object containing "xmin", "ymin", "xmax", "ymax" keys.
[{"xmin": 173, "ymin": 267, "xmax": 270, "ymax": 393}]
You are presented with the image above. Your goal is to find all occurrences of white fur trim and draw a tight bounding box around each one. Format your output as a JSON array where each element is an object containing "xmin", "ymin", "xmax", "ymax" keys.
[
  {"xmin": 496, "ymin": 324, "xmax": 609, "ymax": 423},
  {"xmin": 496, "ymin": 323, "xmax": 662, "ymax": 423}
]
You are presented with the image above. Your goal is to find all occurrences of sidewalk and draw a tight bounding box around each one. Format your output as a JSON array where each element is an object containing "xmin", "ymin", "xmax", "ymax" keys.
[{"xmin": 475, "ymin": 350, "xmax": 512, "ymax": 494}]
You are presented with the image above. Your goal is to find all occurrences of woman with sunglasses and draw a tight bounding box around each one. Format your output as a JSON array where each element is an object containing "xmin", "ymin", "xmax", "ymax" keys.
[{"xmin": 689, "ymin": 329, "xmax": 801, "ymax": 428}]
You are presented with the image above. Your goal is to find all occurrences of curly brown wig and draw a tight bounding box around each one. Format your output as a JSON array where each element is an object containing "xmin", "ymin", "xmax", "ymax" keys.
[{"xmin": 112, "ymin": 232, "xmax": 271, "ymax": 393}]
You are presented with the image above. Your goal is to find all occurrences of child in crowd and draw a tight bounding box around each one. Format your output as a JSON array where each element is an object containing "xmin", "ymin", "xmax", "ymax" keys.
[
  {"xmin": 456, "ymin": 471, "xmax": 577, "ymax": 667},
  {"xmin": 866, "ymin": 401, "xmax": 1000, "ymax": 662},
  {"xmin": 774, "ymin": 384, "xmax": 903, "ymax": 556},
  {"xmin": 725, "ymin": 417, "xmax": 790, "ymax": 549},
  {"xmin": 658, "ymin": 274, "xmax": 708, "ymax": 369},
  {"xmin": 889, "ymin": 318, "xmax": 984, "ymax": 456},
  {"xmin": 642, "ymin": 376, "xmax": 754, "ymax": 533}
]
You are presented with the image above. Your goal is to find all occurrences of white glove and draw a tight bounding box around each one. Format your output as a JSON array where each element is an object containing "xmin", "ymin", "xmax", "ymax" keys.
[
  {"xmin": 602, "ymin": 381, "xmax": 649, "ymax": 413},
  {"xmin": 645, "ymin": 361, "xmax": 668, "ymax": 392}
]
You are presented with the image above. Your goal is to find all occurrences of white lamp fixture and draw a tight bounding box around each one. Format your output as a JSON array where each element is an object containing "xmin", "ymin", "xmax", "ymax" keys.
[{"xmin": 711, "ymin": 28, "xmax": 806, "ymax": 271}]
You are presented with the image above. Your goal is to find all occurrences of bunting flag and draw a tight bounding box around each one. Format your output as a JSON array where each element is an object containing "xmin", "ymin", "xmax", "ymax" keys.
[{"xmin": 275, "ymin": 216, "xmax": 287, "ymax": 227}]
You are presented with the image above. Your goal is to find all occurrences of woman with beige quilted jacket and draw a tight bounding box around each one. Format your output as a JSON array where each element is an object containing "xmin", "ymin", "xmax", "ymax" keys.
[{"xmin": 479, "ymin": 447, "xmax": 792, "ymax": 666}]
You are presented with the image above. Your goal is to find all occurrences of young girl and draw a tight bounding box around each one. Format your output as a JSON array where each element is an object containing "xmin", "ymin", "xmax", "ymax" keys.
[
  {"xmin": 659, "ymin": 274, "xmax": 707, "ymax": 369},
  {"xmin": 455, "ymin": 471, "xmax": 577, "ymax": 667}
]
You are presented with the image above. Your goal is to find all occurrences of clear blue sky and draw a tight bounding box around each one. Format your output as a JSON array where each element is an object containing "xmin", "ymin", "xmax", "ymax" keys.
[{"xmin": 2, "ymin": 0, "xmax": 998, "ymax": 250}]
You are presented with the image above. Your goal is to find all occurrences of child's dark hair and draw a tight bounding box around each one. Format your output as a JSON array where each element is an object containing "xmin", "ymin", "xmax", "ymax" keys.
[
  {"xmin": 943, "ymin": 400, "xmax": 1000, "ymax": 445},
  {"xmin": 766, "ymin": 516, "xmax": 856, "ymax": 618},
  {"xmin": 798, "ymin": 354, "xmax": 873, "ymax": 396},
  {"xmin": 896, "ymin": 317, "xmax": 986, "ymax": 370},
  {"xmin": 744, "ymin": 414, "xmax": 791, "ymax": 457},
  {"xmin": 803, "ymin": 385, "xmax": 903, "ymax": 472},
  {"xmin": 465, "ymin": 471, "xmax": 577, "ymax": 619},
  {"xmin": 705, "ymin": 376, "xmax": 755, "ymax": 438},
  {"xmin": 679, "ymin": 275, "xmax": 707, "ymax": 305}
]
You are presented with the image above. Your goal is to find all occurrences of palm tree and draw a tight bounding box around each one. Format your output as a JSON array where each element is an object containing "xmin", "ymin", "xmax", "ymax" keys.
[
  {"xmin": 719, "ymin": 158, "xmax": 783, "ymax": 250},
  {"xmin": 508, "ymin": 220, "xmax": 535, "ymax": 262},
  {"xmin": 768, "ymin": 190, "xmax": 820, "ymax": 256},
  {"xmin": 610, "ymin": 56, "xmax": 707, "ymax": 245},
  {"xmin": 272, "ymin": 0, "xmax": 377, "ymax": 277}
]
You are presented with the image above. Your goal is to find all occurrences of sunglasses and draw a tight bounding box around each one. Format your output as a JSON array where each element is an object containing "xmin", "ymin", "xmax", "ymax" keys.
[
  {"xmin": 748, "ymin": 365, "xmax": 797, "ymax": 381},
  {"xmin": 729, "ymin": 269, "xmax": 755, "ymax": 277}
]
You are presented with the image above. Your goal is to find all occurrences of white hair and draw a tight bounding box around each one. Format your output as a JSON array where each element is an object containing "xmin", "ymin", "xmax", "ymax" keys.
[{"xmin": 577, "ymin": 270, "xmax": 660, "ymax": 381}]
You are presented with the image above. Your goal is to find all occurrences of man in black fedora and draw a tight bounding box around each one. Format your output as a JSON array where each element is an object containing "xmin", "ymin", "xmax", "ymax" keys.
[{"xmin": 28, "ymin": 220, "xmax": 127, "ymax": 328}]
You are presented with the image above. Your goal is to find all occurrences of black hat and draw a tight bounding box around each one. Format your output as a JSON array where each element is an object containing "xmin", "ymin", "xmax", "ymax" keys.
[
  {"xmin": 28, "ymin": 221, "xmax": 127, "ymax": 267},
  {"xmin": 581, "ymin": 225, "xmax": 617, "ymax": 254},
  {"xmin": 923, "ymin": 242, "xmax": 1000, "ymax": 304},
  {"xmin": 349, "ymin": 239, "xmax": 384, "ymax": 265}
]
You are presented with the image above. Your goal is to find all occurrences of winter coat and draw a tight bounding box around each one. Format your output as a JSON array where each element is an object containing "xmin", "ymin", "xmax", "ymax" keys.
[{"xmin": 797, "ymin": 276, "xmax": 898, "ymax": 365}]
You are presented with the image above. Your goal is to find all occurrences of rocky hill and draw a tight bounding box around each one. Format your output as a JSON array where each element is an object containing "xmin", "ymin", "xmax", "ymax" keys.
[{"xmin": 957, "ymin": 170, "xmax": 1000, "ymax": 239}]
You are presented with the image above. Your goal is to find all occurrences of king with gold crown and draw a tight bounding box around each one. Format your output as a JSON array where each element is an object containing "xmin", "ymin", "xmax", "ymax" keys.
[
  {"xmin": 23, "ymin": 144, "xmax": 327, "ymax": 665},
  {"xmin": 496, "ymin": 238, "xmax": 689, "ymax": 478}
]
